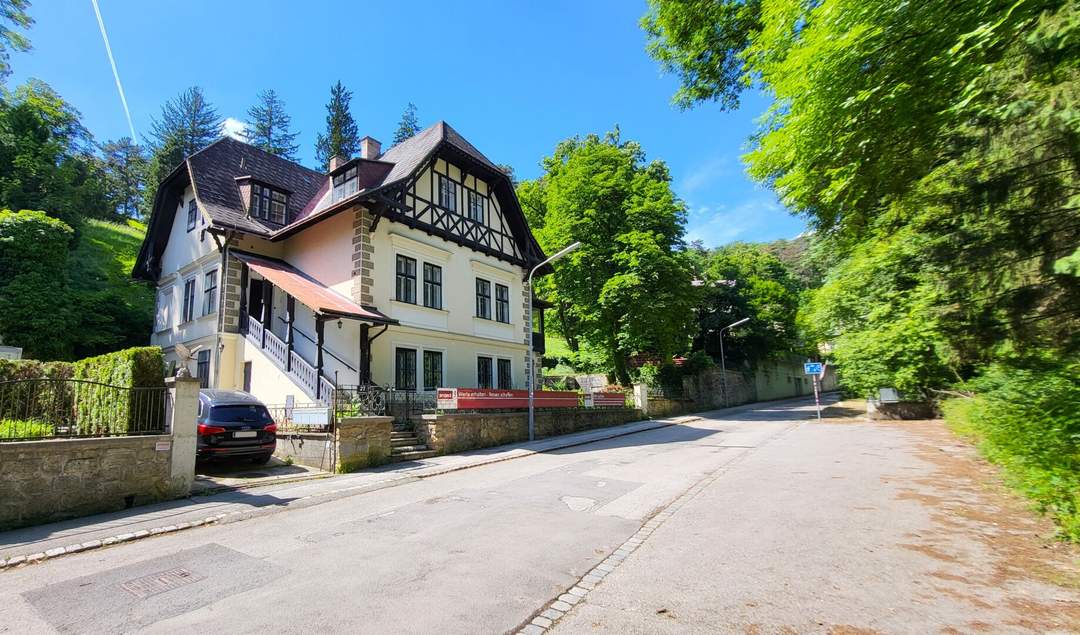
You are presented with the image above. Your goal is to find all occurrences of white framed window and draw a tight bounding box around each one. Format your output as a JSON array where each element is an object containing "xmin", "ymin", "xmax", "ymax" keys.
[
  {"xmin": 423, "ymin": 263, "xmax": 442, "ymax": 309},
  {"xmin": 181, "ymin": 277, "xmax": 196, "ymax": 323},
  {"xmin": 475, "ymin": 278, "xmax": 491, "ymax": 319},
  {"xmin": 395, "ymin": 347, "xmax": 417, "ymax": 391},
  {"xmin": 477, "ymin": 356, "xmax": 493, "ymax": 389},
  {"xmin": 438, "ymin": 175, "xmax": 457, "ymax": 212},
  {"xmin": 202, "ymin": 269, "xmax": 218, "ymax": 316},
  {"xmin": 497, "ymin": 358, "xmax": 512, "ymax": 390},
  {"xmin": 155, "ymin": 287, "xmax": 173, "ymax": 331},
  {"xmin": 467, "ymin": 190, "xmax": 484, "ymax": 223},
  {"xmin": 396, "ymin": 255, "xmax": 417, "ymax": 304},
  {"xmin": 332, "ymin": 166, "xmax": 358, "ymax": 202},
  {"xmin": 251, "ymin": 183, "xmax": 287, "ymax": 224},
  {"xmin": 495, "ymin": 283, "xmax": 510, "ymax": 323},
  {"xmin": 423, "ymin": 350, "xmax": 444, "ymax": 391},
  {"xmin": 196, "ymin": 349, "xmax": 211, "ymax": 389},
  {"xmin": 186, "ymin": 198, "xmax": 197, "ymax": 232}
]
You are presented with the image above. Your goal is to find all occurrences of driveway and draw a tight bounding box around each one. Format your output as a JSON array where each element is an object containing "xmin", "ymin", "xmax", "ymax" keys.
[{"xmin": 2, "ymin": 396, "xmax": 1077, "ymax": 633}]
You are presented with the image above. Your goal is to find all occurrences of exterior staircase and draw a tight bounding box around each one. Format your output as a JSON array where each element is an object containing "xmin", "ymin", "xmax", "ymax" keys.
[{"xmin": 390, "ymin": 421, "xmax": 437, "ymax": 462}]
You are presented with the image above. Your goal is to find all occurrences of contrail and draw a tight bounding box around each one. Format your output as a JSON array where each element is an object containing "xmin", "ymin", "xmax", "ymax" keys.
[{"xmin": 90, "ymin": 0, "xmax": 137, "ymax": 140}]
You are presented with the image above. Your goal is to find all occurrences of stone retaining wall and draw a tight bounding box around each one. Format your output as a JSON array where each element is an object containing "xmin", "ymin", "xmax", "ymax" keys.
[
  {"xmin": 415, "ymin": 408, "xmax": 644, "ymax": 455},
  {"xmin": 274, "ymin": 432, "xmax": 335, "ymax": 472},
  {"xmin": 335, "ymin": 416, "xmax": 393, "ymax": 472},
  {"xmin": 274, "ymin": 416, "xmax": 393, "ymax": 473},
  {"xmin": 0, "ymin": 435, "xmax": 176, "ymax": 531}
]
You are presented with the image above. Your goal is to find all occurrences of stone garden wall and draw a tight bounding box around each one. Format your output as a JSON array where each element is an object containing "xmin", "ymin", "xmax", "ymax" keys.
[
  {"xmin": 274, "ymin": 415, "xmax": 393, "ymax": 473},
  {"xmin": 0, "ymin": 435, "xmax": 177, "ymax": 531},
  {"xmin": 415, "ymin": 407, "xmax": 644, "ymax": 455},
  {"xmin": 335, "ymin": 416, "xmax": 393, "ymax": 472}
]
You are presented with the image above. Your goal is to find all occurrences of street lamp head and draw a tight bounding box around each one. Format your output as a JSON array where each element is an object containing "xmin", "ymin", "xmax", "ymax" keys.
[
  {"xmin": 550, "ymin": 241, "xmax": 582, "ymax": 262},
  {"xmin": 729, "ymin": 317, "xmax": 750, "ymax": 329}
]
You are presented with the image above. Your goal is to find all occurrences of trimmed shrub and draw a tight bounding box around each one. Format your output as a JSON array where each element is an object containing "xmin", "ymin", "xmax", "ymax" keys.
[
  {"xmin": 73, "ymin": 346, "xmax": 165, "ymax": 389},
  {"xmin": 72, "ymin": 347, "xmax": 166, "ymax": 435}
]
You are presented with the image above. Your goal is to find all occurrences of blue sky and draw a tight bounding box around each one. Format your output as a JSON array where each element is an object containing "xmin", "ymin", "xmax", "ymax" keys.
[{"xmin": 10, "ymin": 0, "xmax": 805, "ymax": 246}]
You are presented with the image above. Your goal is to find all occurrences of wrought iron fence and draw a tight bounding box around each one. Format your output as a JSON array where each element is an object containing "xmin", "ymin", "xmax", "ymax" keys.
[
  {"xmin": 263, "ymin": 401, "xmax": 334, "ymax": 433},
  {"xmin": 386, "ymin": 390, "xmax": 438, "ymax": 424},
  {"xmin": 0, "ymin": 379, "xmax": 169, "ymax": 441},
  {"xmin": 333, "ymin": 384, "xmax": 389, "ymax": 419}
]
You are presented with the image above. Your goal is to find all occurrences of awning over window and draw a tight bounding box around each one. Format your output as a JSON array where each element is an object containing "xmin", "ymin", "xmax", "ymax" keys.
[{"xmin": 233, "ymin": 250, "xmax": 394, "ymax": 324}]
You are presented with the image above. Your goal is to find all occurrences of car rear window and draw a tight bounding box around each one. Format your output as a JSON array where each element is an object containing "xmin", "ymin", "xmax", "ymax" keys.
[{"xmin": 209, "ymin": 405, "xmax": 273, "ymax": 424}]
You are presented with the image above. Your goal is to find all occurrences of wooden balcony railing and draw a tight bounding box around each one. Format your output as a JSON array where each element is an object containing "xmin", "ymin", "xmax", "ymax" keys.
[{"xmin": 241, "ymin": 309, "xmax": 332, "ymax": 402}]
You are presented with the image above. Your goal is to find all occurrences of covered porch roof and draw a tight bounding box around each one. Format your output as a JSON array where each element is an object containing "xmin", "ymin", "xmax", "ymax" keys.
[{"xmin": 232, "ymin": 250, "xmax": 395, "ymax": 324}]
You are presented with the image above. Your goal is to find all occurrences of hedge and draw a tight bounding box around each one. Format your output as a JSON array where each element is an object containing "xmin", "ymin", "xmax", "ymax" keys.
[
  {"xmin": 71, "ymin": 347, "xmax": 166, "ymax": 435},
  {"xmin": 0, "ymin": 347, "xmax": 167, "ymax": 437},
  {"xmin": 0, "ymin": 359, "xmax": 75, "ymax": 431}
]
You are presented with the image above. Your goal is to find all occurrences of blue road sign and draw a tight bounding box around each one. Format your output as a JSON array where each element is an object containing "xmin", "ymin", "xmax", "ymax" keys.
[{"xmin": 804, "ymin": 362, "xmax": 823, "ymax": 375}]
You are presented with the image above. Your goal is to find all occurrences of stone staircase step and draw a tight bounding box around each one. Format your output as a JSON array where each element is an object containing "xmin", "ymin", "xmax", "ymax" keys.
[
  {"xmin": 391, "ymin": 438, "xmax": 421, "ymax": 447},
  {"xmin": 390, "ymin": 449, "xmax": 438, "ymax": 462},
  {"xmin": 390, "ymin": 444, "xmax": 430, "ymax": 454}
]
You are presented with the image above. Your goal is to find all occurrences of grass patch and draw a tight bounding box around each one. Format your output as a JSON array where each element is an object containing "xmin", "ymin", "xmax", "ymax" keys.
[
  {"xmin": 68, "ymin": 219, "xmax": 155, "ymax": 357},
  {"xmin": 0, "ymin": 418, "xmax": 54, "ymax": 439},
  {"xmin": 942, "ymin": 358, "xmax": 1080, "ymax": 541}
]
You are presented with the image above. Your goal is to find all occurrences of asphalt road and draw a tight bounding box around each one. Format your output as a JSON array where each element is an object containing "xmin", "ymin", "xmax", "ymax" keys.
[{"xmin": 2, "ymin": 396, "xmax": 1077, "ymax": 634}]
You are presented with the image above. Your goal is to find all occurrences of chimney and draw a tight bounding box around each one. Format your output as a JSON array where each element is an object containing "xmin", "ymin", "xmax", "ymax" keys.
[
  {"xmin": 328, "ymin": 154, "xmax": 348, "ymax": 172},
  {"xmin": 359, "ymin": 136, "xmax": 382, "ymax": 160}
]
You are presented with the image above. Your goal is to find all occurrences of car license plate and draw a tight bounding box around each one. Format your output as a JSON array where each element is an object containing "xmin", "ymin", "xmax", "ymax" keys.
[{"xmin": 233, "ymin": 431, "xmax": 257, "ymax": 439}]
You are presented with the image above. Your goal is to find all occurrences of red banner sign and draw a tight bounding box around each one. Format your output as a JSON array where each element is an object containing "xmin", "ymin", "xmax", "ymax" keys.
[{"xmin": 436, "ymin": 388, "xmax": 580, "ymax": 410}]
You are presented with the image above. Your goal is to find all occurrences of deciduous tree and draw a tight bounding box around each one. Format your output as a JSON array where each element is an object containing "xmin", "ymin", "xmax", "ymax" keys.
[{"xmin": 521, "ymin": 129, "xmax": 698, "ymax": 384}]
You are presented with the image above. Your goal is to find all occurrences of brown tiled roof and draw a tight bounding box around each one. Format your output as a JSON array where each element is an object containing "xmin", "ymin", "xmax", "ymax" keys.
[
  {"xmin": 378, "ymin": 120, "xmax": 500, "ymax": 186},
  {"xmin": 134, "ymin": 121, "xmax": 544, "ymax": 280},
  {"xmin": 187, "ymin": 137, "xmax": 324, "ymax": 234}
]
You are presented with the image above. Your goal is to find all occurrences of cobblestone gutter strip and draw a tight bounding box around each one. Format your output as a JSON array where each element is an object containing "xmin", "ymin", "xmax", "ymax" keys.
[
  {"xmin": 0, "ymin": 415, "xmax": 700, "ymax": 572},
  {"xmin": 513, "ymin": 420, "xmax": 804, "ymax": 635}
]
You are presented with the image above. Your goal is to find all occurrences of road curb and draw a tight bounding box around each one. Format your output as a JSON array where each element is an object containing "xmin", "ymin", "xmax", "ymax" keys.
[{"xmin": 0, "ymin": 414, "xmax": 702, "ymax": 572}]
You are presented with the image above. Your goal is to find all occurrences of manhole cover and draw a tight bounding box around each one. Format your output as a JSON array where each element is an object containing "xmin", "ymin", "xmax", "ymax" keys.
[{"xmin": 119, "ymin": 567, "xmax": 205, "ymax": 599}]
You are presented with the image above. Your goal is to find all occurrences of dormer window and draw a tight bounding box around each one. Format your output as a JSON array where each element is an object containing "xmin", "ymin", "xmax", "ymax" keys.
[
  {"xmin": 251, "ymin": 183, "xmax": 287, "ymax": 224},
  {"xmin": 332, "ymin": 166, "xmax": 358, "ymax": 202}
]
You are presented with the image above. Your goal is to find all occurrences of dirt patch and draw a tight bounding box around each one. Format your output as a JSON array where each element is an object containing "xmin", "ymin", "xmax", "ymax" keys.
[
  {"xmin": 814, "ymin": 399, "xmax": 871, "ymax": 424},
  {"xmin": 883, "ymin": 418, "xmax": 1080, "ymax": 632}
]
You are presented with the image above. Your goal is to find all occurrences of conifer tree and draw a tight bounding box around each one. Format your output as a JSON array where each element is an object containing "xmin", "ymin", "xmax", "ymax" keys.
[
  {"xmin": 314, "ymin": 81, "xmax": 359, "ymax": 169},
  {"xmin": 392, "ymin": 102, "xmax": 420, "ymax": 145},
  {"xmin": 142, "ymin": 86, "xmax": 221, "ymax": 217},
  {"xmin": 242, "ymin": 89, "xmax": 300, "ymax": 160},
  {"xmin": 100, "ymin": 137, "xmax": 148, "ymax": 218}
]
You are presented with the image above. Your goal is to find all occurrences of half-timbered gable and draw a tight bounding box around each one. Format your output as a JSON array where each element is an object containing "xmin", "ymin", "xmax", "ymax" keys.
[{"xmin": 402, "ymin": 156, "xmax": 524, "ymax": 264}]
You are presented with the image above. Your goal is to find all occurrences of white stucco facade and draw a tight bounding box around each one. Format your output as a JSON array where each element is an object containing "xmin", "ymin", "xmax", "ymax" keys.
[{"xmin": 145, "ymin": 145, "xmax": 542, "ymax": 408}]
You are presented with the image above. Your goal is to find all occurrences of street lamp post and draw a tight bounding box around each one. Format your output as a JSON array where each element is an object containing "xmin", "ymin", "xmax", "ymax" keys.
[
  {"xmin": 527, "ymin": 241, "xmax": 582, "ymax": 442},
  {"xmin": 718, "ymin": 317, "xmax": 750, "ymax": 408}
]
